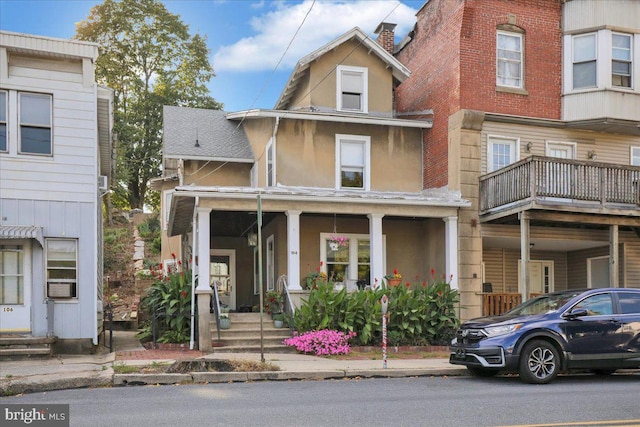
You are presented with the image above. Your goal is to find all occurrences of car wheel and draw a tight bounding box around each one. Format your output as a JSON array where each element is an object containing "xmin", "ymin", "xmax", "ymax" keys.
[
  {"xmin": 592, "ymin": 369, "xmax": 616, "ymax": 376},
  {"xmin": 467, "ymin": 367, "xmax": 500, "ymax": 377},
  {"xmin": 518, "ymin": 340, "xmax": 560, "ymax": 384}
]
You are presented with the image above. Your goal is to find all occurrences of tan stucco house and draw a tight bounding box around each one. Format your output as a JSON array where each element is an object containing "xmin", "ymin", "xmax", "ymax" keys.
[{"xmin": 151, "ymin": 27, "xmax": 470, "ymax": 345}]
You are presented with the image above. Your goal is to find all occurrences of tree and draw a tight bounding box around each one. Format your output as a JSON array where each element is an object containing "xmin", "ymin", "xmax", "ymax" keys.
[{"xmin": 75, "ymin": 0, "xmax": 222, "ymax": 210}]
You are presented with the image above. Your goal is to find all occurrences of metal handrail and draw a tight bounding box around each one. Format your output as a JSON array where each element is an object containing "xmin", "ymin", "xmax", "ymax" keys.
[
  {"xmin": 277, "ymin": 274, "xmax": 295, "ymax": 332},
  {"xmin": 212, "ymin": 280, "xmax": 222, "ymax": 341}
]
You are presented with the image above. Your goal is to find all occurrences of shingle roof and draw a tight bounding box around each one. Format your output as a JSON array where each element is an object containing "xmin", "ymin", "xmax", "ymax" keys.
[{"xmin": 162, "ymin": 106, "xmax": 254, "ymax": 161}]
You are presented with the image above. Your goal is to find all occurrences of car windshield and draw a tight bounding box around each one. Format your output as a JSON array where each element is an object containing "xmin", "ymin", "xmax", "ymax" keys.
[{"xmin": 505, "ymin": 291, "xmax": 583, "ymax": 316}]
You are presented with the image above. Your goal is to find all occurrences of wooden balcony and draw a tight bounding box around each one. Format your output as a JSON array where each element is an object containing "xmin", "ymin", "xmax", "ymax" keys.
[{"xmin": 479, "ymin": 156, "xmax": 640, "ymax": 219}]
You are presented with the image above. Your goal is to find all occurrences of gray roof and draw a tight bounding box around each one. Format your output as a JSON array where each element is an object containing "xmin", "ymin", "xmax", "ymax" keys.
[{"xmin": 162, "ymin": 106, "xmax": 254, "ymax": 162}]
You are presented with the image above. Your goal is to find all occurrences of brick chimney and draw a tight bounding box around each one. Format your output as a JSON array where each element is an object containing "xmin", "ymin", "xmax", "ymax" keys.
[{"xmin": 374, "ymin": 22, "xmax": 397, "ymax": 55}]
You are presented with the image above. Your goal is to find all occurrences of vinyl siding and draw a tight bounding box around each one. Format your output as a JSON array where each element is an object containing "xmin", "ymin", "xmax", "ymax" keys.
[{"xmin": 0, "ymin": 53, "xmax": 98, "ymax": 203}]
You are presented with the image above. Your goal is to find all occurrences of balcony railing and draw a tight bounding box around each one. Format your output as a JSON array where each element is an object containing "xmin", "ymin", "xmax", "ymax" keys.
[{"xmin": 479, "ymin": 156, "xmax": 640, "ymax": 214}]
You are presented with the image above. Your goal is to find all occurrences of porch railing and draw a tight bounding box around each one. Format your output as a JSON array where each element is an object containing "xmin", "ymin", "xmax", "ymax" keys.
[
  {"xmin": 277, "ymin": 274, "xmax": 295, "ymax": 332},
  {"xmin": 211, "ymin": 280, "xmax": 222, "ymax": 341},
  {"xmin": 479, "ymin": 155, "xmax": 640, "ymax": 213},
  {"xmin": 482, "ymin": 293, "xmax": 521, "ymax": 316},
  {"xmin": 482, "ymin": 292, "xmax": 543, "ymax": 316}
]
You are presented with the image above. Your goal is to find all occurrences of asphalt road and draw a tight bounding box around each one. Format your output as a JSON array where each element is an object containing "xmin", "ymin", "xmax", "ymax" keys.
[{"xmin": 3, "ymin": 374, "xmax": 640, "ymax": 426}]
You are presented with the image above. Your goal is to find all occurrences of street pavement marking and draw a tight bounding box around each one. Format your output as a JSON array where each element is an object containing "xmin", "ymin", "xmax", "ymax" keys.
[{"xmin": 498, "ymin": 420, "xmax": 640, "ymax": 427}]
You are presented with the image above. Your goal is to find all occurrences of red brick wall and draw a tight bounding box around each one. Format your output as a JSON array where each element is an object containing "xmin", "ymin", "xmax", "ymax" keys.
[{"xmin": 395, "ymin": 0, "xmax": 562, "ymax": 189}]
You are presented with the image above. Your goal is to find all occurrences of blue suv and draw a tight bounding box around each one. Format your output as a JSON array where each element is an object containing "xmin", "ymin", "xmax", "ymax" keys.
[{"xmin": 449, "ymin": 288, "xmax": 640, "ymax": 383}]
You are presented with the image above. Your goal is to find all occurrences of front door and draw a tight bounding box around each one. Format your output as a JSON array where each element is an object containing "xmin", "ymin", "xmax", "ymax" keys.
[
  {"xmin": 0, "ymin": 243, "xmax": 31, "ymax": 333},
  {"xmin": 210, "ymin": 250, "xmax": 236, "ymax": 311},
  {"xmin": 546, "ymin": 142, "xmax": 576, "ymax": 201},
  {"xmin": 518, "ymin": 260, "xmax": 554, "ymax": 297}
]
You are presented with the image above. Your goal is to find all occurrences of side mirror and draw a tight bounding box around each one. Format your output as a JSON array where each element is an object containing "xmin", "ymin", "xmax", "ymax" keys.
[{"xmin": 564, "ymin": 307, "xmax": 589, "ymax": 320}]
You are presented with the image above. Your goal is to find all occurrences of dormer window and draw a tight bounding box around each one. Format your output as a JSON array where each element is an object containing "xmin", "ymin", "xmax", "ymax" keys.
[{"xmin": 337, "ymin": 65, "xmax": 368, "ymax": 113}]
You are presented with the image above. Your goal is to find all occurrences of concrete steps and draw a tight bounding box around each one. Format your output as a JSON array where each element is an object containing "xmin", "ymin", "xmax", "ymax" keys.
[
  {"xmin": 211, "ymin": 313, "xmax": 295, "ymax": 353},
  {"xmin": 0, "ymin": 336, "xmax": 56, "ymax": 360}
]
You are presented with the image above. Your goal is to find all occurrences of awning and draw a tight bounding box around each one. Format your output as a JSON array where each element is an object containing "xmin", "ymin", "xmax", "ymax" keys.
[{"xmin": 0, "ymin": 225, "xmax": 44, "ymax": 247}]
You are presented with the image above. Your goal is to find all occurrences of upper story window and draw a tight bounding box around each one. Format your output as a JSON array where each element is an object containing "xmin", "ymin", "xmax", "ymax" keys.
[
  {"xmin": 0, "ymin": 91, "xmax": 7, "ymax": 152},
  {"xmin": 336, "ymin": 65, "xmax": 368, "ymax": 113},
  {"xmin": 488, "ymin": 136, "xmax": 519, "ymax": 172},
  {"xmin": 336, "ymin": 134, "xmax": 370, "ymax": 190},
  {"xmin": 19, "ymin": 92, "xmax": 52, "ymax": 156},
  {"xmin": 572, "ymin": 33, "xmax": 597, "ymax": 89},
  {"xmin": 612, "ymin": 33, "xmax": 632, "ymax": 88},
  {"xmin": 266, "ymin": 140, "xmax": 275, "ymax": 187},
  {"xmin": 631, "ymin": 146, "xmax": 640, "ymax": 166},
  {"xmin": 497, "ymin": 31, "xmax": 523, "ymax": 88},
  {"xmin": 46, "ymin": 239, "xmax": 78, "ymax": 299}
]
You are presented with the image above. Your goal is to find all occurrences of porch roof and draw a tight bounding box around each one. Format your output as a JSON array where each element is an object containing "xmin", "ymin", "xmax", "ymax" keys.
[
  {"xmin": 0, "ymin": 225, "xmax": 44, "ymax": 247},
  {"xmin": 167, "ymin": 185, "xmax": 470, "ymax": 236}
]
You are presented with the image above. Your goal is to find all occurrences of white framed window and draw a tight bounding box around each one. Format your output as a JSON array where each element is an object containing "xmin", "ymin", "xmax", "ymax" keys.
[
  {"xmin": 0, "ymin": 91, "xmax": 7, "ymax": 153},
  {"xmin": 612, "ymin": 33, "xmax": 632, "ymax": 88},
  {"xmin": 320, "ymin": 233, "xmax": 381, "ymax": 287},
  {"xmin": 572, "ymin": 33, "xmax": 597, "ymax": 89},
  {"xmin": 336, "ymin": 65, "xmax": 368, "ymax": 113},
  {"xmin": 46, "ymin": 239, "xmax": 78, "ymax": 299},
  {"xmin": 266, "ymin": 235, "xmax": 275, "ymax": 291},
  {"xmin": 335, "ymin": 134, "xmax": 370, "ymax": 190},
  {"xmin": 631, "ymin": 146, "xmax": 640, "ymax": 166},
  {"xmin": 0, "ymin": 245, "xmax": 24, "ymax": 304},
  {"xmin": 487, "ymin": 136, "xmax": 519, "ymax": 172},
  {"xmin": 497, "ymin": 31, "xmax": 523, "ymax": 88},
  {"xmin": 19, "ymin": 92, "xmax": 52, "ymax": 156},
  {"xmin": 266, "ymin": 140, "xmax": 275, "ymax": 187}
]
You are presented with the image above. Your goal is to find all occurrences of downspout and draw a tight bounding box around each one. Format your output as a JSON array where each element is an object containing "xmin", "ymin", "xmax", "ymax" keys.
[{"xmin": 189, "ymin": 196, "xmax": 199, "ymax": 350}]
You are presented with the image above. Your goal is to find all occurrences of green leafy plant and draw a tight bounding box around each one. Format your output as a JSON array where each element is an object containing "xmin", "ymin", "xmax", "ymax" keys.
[
  {"xmin": 293, "ymin": 272, "xmax": 459, "ymax": 347},
  {"xmin": 140, "ymin": 267, "xmax": 192, "ymax": 343}
]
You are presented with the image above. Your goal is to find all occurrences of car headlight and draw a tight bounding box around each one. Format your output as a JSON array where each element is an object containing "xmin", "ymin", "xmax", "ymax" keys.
[{"xmin": 483, "ymin": 323, "xmax": 522, "ymax": 337}]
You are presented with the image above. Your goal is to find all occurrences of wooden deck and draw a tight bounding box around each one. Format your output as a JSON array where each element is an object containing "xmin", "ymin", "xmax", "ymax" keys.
[{"xmin": 479, "ymin": 156, "xmax": 640, "ymax": 218}]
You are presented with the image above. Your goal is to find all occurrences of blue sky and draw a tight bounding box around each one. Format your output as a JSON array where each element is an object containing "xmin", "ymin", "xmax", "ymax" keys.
[{"xmin": 0, "ymin": 0, "xmax": 425, "ymax": 111}]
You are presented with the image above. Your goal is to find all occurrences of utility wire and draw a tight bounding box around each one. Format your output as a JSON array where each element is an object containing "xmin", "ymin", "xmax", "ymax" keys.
[{"xmin": 187, "ymin": 0, "xmax": 402, "ymax": 185}]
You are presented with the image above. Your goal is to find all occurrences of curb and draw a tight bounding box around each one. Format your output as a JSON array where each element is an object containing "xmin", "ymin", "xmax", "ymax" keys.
[
  {"xmin": 1, "ymin": 367, "xmax": 466, "ymax": 394},
  {"xmin": 109, "ymin": 368, "xmax": 467, "ymax": 387}
]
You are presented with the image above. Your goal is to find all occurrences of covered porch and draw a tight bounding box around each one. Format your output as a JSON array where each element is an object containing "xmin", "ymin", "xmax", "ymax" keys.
[{"xmin": 167, "ymin": 185, "xmax": 469, "ymax": 350}]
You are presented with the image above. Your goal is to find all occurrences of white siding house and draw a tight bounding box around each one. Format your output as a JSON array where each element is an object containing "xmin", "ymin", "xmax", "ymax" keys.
[{"xmin": 0, "ymin": 31, "xmax": 113, "ymax": 352}]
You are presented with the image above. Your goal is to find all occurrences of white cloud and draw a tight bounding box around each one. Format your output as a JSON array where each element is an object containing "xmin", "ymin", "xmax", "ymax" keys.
[{"xmin": 213, "ymin": 0, "xmax": 417, "ymax": 72}]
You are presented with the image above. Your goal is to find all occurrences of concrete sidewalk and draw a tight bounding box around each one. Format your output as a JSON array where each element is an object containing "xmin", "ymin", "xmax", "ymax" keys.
[{"xmin": 0, "ymin": 331, "xmax": 465, "ymax": 395}]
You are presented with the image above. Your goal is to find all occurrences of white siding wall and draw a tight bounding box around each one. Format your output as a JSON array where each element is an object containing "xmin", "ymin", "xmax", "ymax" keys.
[
  {"xmin": 480, "ymin": 121, "xmax": 640, "ymax": 174},
  {"xmin": 0, "ymin": 54, "xmax": 99, "ymax": 203}
]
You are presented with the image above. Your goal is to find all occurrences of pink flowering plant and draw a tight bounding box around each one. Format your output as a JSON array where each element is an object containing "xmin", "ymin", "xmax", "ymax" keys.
[{"xmin": 283, "ymin": 329, "xmax": 357, "ymax": 356}]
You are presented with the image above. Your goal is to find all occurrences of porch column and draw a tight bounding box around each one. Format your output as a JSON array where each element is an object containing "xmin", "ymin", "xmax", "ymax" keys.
[
  {"xmin": 610, "ymin": 224, "xmax": 619, "ymax": 287},
  {"xmin": 443, "ymin": 216, "xmax": 459, "ymax": 290},
  {"xmin": 286, "ymin": 210, "xmax": 302, "ymax": 290},
  {"xmin": 195, "ymin": 206, "xmax": 212, "ymax": 352},
  {"xmin": 520, "ymin": 212, "xmax": 530, "ymax": 302},
  {"xmin": 196, "ymin": 207, "xmax": 212, "ymax": 291},
  {"xmin": 368, "ymin": 213, "xmax": 384, "ymax": 288}
]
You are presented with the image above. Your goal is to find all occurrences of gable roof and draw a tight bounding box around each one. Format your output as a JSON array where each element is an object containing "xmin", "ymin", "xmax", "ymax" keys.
[
  {"xmin": 275, "ymin": 27, "xmax": 411, "ymax": 110},
  {"xmin": 162, "ymin": 106, "xmax": 254, "ymax": 162}
]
